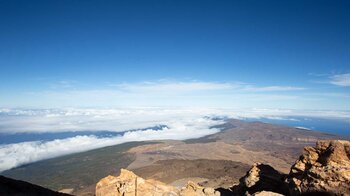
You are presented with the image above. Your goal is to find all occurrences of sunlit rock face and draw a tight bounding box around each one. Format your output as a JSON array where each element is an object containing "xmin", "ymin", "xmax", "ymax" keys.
[
  {"xmin": 223, "ymin": 140, "xmax": 350, "ymax": 196},
  {"xmin": 96, "ymin": 169, "xmax": 178, "ymax": 196},
  {"xmin": 288, "ymin": 140, "xmax": 350, "ymax": 195},
  {"xmin": 96, "ymin": 140, "xmax": 350, "ymax": 196},
  {"xmin": 95, "ymin": 169, "xmax": 220, "ymax": 196}
]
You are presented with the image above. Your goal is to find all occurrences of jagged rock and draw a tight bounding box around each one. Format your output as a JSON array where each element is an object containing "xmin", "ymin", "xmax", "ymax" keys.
[
  {"xmin": 287, "ymin": 140, "xmax": 350, "ymax": 196},
  {"xmin": 231, "ymin": 163, "xmax": 289, "ymax": 196},
  {"xmin": 96, "ymin": 169, "xmax": 220, "ymax": 196},
  {"xmin": 180, "ymin": 181, "xmax": 220, "ymax": 196}
]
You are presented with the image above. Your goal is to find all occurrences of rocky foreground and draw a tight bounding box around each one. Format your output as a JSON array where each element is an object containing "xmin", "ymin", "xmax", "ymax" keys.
[{"xmin": 96, "ymin": 140, "xmax": 350, "ymax": 196}]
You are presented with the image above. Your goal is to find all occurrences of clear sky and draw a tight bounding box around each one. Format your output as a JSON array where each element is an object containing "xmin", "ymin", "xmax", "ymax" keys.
[{"xmin": 0, "ymin": 0, "xmax": 349, "ymax": 109}]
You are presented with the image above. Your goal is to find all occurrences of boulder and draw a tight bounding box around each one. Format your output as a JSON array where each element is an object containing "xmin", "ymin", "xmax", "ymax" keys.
[
  {"xmin": 287, "ymin": 140, "xmax": 350, "ymax": 195},
  {"xmin": 96, "ymin": 169, "xmax": 178, "ymax": 196},
  {"xmin": 232, "ymin": 163, "xmax": 289, "ymax": 195}
]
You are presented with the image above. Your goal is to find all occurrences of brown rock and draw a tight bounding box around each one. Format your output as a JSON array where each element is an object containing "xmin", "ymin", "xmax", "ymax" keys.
[
  {"xmin": 288, "ymin": 140, "xmax": 350, "ymax": 195},
  {"xmin": 180, "ymin": 181, "xmax": 220, "ymax": 196},
  {"xmin": 231, "ymin": 163, "xmax": 289, "ymax": 195},
  {"xmin": 96, "ymin": 169, "xmax": 178, "ymax": 196},
  {"xmin": 95, "ymin": 140, "xmax": 350, "ymax": 196},
  {"xmin": 96, "ymin": 169, "xmax": 220, "ymax": 196}
]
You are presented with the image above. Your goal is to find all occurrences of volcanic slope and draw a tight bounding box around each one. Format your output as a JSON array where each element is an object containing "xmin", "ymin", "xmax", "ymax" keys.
[{"xmin": 2, "ymin": 119, "xmax": 347, "ymax": 195}]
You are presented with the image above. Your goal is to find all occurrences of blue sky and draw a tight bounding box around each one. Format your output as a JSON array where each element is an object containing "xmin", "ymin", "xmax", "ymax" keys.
[{"xmin": 0, "ymin": 0, "xmax": 349, "ymax": 109}]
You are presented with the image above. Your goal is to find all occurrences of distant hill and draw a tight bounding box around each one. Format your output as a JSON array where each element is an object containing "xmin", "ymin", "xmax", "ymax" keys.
[{"xmin": 2, "ymin": 119, "xmax": 347, "ymax": 195}]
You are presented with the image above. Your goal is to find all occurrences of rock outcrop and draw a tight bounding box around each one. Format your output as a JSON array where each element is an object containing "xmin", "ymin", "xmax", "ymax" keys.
[
  {"xmin": 231, "ymin": 163, "xmax": 289, "ymax": 196},
  {"xmin": 96, "ymin": 169, "xmax": 220, "ymax": 196},
  {"xmin": 96, "ymin": 140, "xmax": 350, "ymax": 196},
  {"xmin": 230, "ymin": 140, "xmax": 350, "ymax": 196},
  {"xmin": 96, "ymin": 169, "xmax": 178, "ymax": 196},
  {"xmin": 287, "ymin": 140, "xmax": 350, "ymax": 195}
]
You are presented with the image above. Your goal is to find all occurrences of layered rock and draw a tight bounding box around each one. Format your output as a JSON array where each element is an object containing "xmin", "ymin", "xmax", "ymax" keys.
[
  {"xmin": 287, "ymin": 140, "xmax": 350, "ymax": 195},
  {"xmin": 96, "ymin": 169, "xmax": 220, "ymax": 196}
]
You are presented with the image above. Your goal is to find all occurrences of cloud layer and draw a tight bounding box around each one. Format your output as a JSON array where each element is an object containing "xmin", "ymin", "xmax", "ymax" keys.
[
  {"xmin": 1, "ymin": 107, "xmax": 350, "ymax": 172},
  {"xmin": 0, "ymin": 121, "xmax": 220, "ymax": 172},
  {"xmin": 1, "ymin": 108, "xmax": 350, "ymax": 134},
  {"xmin": 115, "ymin": 81, "xmax": 235, "ymax": 92},
  {"xmin": 1, "ymin": 80, "xmax": 317, "ymax": 109},
  {"xmin": 0, "ymin": 108, "xmax": 224, "ymax": 171}
]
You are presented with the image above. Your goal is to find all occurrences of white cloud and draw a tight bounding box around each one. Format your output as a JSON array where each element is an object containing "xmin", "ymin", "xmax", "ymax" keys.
[
  {"xmin": 243, "ymin": 86, "xmax": 305, "ymax": 92},
  {"xmin": 307, "ymin": 92, "xmax": 350, "ymax": 98},
  {"xmin": 295, "ymin": 126, "xmax": 311, "ymax": 130},
  {"xmin": 5, "ymin": 78, "xmax": 350, "ymax": 110},
  {"xmin": 49, "ymin": 80, "xmax": 77, "ymax": 89},
  {"xmin": 225, "ymin": 108, "xmax": 350, "ymax": 120},
  {"xmin": 3, "ymin": 80, "xmax": 309, "ymax": 109},
  {"xmin": 0, "ymin": 108, "xmax": 222, "ymax": 133},
  {"xmin": 0, "ymin": 112, "xmax": 222, "ymax": 172},
  {"xmin": 115, "ymin": 81, "xmax": 236, "ymax": 92},
  {"xmin": 1, "ymin": 107, "xmax": 350, "ymax": 172},
  {"xmin": 329, "ymin": 73, "xmax": 350, "ymax": 87},
  {"xmin": 263, "ymin": 116, "xmax": 300, "ymax": 121},
  {"xmin": 1, "ymin": 107, "xmax": 350, "ymax": 134},
  {"xmin": 112, "ymin": 80, "xmax": 305, "ymax": 93}
]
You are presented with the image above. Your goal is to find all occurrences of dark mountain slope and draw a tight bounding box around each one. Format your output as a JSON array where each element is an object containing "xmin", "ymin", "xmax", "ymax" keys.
[{"xmin": 0, "ymin": 175, "xmax": 71, "ymax": 196}]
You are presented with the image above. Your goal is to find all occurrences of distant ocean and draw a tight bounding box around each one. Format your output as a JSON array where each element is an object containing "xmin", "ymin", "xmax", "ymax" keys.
[
  {"xmin": 0, "ymin": 116, "xmax": 348, "ymax": 145},
  {"xmin": 0, "ymin": 125, "xmax": 167, "ymax": 145},
  {"xmin": 245, "ymin": 116, "xmax": 350, "ymax": 137}
]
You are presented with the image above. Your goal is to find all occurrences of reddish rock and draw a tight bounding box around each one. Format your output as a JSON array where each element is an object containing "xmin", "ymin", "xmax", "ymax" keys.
[{"xmin": 288, "ymin": 140, "xmax": 350, "ymax": 195}]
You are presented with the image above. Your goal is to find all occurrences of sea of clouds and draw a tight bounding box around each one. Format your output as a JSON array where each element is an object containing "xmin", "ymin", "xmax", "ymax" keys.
[{"xmin": 0, "ymin": 107, "xmax": 350, "ymax": 172}]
